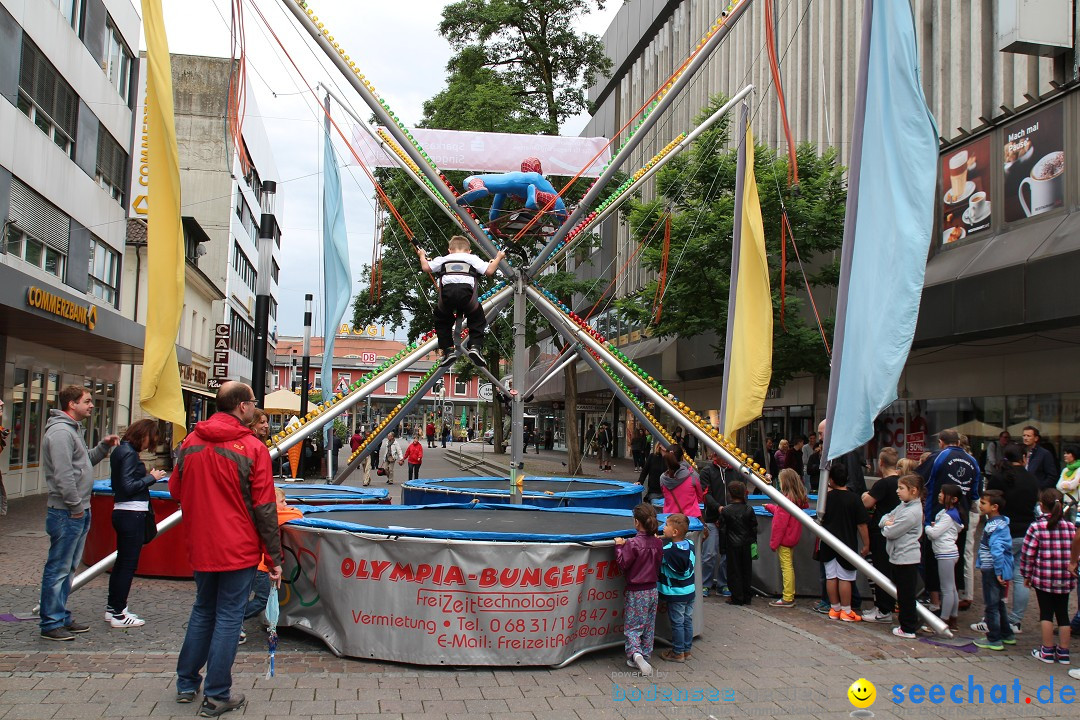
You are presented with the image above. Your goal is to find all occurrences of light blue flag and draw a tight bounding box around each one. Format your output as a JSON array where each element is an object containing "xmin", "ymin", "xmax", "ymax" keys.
[
  {"xmin": 321, "ymin": 104, "xmax": 351, "ymax": 418},
  {"xmin": 824, "ymin": 0, "xmax": 939, "ymax": 461}
]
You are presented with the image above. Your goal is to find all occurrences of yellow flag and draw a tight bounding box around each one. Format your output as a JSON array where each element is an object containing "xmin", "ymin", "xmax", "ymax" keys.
[
  {"xmin": 139, "ymin": 0, "xmax": 186, "ymax": 445},
  {"xmin": 721, "ymin": 122, "xmax": 772, "ymax": 435}
]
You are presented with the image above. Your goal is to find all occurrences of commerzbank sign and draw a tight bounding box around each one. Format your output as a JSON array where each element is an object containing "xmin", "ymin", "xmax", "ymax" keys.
[{"xmin": 26, "ymin": 286, "xmax": 98, "ymax": 331}]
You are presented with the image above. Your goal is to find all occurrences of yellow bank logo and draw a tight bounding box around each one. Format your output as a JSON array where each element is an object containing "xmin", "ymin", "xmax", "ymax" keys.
[
  {"xmin": 26, "ymin": 287, "xmax": 97, "ymax": 331},
  {"xmin": 848, "ymin": 677, "xmax": 876, "ymax": 711}
]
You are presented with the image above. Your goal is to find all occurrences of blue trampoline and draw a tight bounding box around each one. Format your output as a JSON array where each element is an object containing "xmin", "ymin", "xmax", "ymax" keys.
[
  {"xmin": 92, "ymin": 480, "xmax": 389, "ymax": 505},
  {"xmin": 401, "ymin": 476, "xmax": 643, "ymax": 510}
]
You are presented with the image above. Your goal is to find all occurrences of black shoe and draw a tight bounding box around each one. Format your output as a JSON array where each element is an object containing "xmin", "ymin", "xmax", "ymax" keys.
[
  {"xmin": 198, "ymin": 694, "xmax": 246, "ymax": 717},
  {"xmin": 64, "ymin": 621, "xmax": 90, "ymax": 633},
  {"xmin": 438, "ymin": 351, "xmax": 456, "ymax": 368},
  {"xmin": 176, "ymin": 691, "xmax": 197, "ymax": 704},
  {"xmin": 40, "ymin": 628, "xmax": 75, "ymax": 641},
  {"xmin": 466, "ymin": 348, "xmax": 486, "ymax": 367}
]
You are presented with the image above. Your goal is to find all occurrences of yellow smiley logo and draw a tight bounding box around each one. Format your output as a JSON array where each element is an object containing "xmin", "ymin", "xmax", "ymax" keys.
[{"xmin": 848, "ymin": 678, "xmax": 876, "ymax": 709}]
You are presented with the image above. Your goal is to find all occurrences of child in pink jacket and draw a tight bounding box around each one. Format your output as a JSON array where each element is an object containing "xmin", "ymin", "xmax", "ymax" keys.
[{"xmin": 765, "ymin": 468, "xmax": 810, "ymax": 607}]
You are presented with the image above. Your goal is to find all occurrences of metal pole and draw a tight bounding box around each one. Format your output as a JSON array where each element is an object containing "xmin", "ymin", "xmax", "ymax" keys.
[
  {"xmin": 510, "ymin": 273, "xmax": 526, "ymax": 503},
  {"xmin": 251, "ymin": 182, "xmax": 278, "ymax": 406},
  {"xmin": 526, "ymin": 284, "xmax": 950, "ymax": 635},
  {"xmin": 300, "ymin": 293, "xmax": 312, "ymax": 419}
]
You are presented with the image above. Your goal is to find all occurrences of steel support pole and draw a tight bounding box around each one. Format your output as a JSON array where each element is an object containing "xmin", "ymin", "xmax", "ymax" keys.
[{"xmin": 509, "ymin": 273, "xmax": 526, "ymax": 503}]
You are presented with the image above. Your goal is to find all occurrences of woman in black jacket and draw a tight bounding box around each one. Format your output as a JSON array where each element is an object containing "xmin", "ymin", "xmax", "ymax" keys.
[
  {"xmin": 638, "ymin": 441, "xmax": 667, "ymax": 501},
  {"xmin": 107, "ymin": 419, "xmax": 166, "ymax": 627}
]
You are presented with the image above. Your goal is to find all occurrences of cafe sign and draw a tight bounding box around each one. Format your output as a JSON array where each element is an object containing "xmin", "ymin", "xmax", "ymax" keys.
[{"xmin": 26, "ymin": 286, "xmax": 97, "ymax": 331}]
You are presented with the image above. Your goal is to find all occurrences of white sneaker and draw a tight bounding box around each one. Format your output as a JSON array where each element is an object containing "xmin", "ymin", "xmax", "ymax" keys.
[
  {"xmin": 970, "ymin": 621, "xmax": 988, "ymax": 632},
  {"xmin": 108, "ymin": 612, "xmax": 145, "ymax": 628},
  {"xmin": 1069, "ymin": 667, "xmax": 1080, "ymax": 680},
  {"xmin": 105, "ymin": 607, "xmax": 140, "ymax": 622},
  {"xmin": 891, "ymin": 627, "xmax": 917, "ymax": 639},
  {"xmin": 632, "ymin": 652, "xmax": 653, "ymax": 676},
  {"xmin": 862, "ymin": 609, "xmax": 893, "ymax": 623}
]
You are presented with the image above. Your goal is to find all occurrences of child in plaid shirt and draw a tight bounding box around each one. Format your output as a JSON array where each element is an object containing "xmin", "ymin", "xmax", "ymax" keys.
[{"xmin": 1019, "ymin": 488, "xmax": 1077, "ymax": 665}]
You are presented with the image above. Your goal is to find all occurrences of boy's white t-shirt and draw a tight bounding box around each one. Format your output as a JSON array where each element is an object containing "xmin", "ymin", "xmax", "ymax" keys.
[{"xmin": 428, "ymin": 252, "xmax": 488, "ymax": 287}]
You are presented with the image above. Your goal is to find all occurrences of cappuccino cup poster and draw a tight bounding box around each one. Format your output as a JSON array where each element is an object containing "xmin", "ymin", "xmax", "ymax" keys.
[
  {"xmin": 1003, "ymin": 102, "xmax": 1065, "ymax": 222},
  {"xmin": 940, "ymin": 136, "xmax": 991, "ymax": 244}
]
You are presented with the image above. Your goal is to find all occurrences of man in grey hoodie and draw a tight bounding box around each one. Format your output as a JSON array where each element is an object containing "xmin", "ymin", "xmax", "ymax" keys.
[{"xmin": 39, "ymin": 385, "xmax": 118, "ymax": 641}]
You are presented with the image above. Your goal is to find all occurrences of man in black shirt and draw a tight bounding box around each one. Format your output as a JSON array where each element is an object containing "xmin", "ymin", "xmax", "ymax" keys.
[{"xmin": 861, "ymin": 448, "xmax": 901, "ymax": 622}]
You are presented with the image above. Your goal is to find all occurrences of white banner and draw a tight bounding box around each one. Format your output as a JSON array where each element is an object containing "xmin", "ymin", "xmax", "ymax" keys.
[
  {"xmin": 350, "ymin": 126, "xmax": 611, "ymax": 177},
  {"xmin": 279, "ymin": 526, "xmax": 703, "ymax": 665}
]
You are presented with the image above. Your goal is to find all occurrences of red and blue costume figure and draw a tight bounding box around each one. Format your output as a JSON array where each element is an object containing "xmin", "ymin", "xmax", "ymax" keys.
[{"xmin": 457, "ymin": 157, "xmax": 567, "ymax": 222}]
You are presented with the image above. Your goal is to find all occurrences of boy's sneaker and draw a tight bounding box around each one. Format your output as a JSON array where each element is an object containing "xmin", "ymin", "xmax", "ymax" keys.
[
  {"xmin": 769, "ymin": 599, "xmax": 796, "ymax": 608},
  {"xmin": 813, "ymin": 601, "xmax": 831, "ymax": 615},
  {"xmin": 718, "ymin": 587, "xmax": 732, "ymax": 597},
  {"xmin": 1056, "ymin": 647, "xmax": 1070, "ymax": 664},
  {"xmin": 466, "ymin": 348, "xmax": 487, "ymax": 368},
  {"xmin": 828, "ymin": 608, "xmax": 842, "ymax": 620},
  {"xmin": 862, "ymin": 609, "xmax": 893, "ymax": 623},
  {"xmin": 197, "ymin": 694, "xmax": 246, "ymax": 718},
  {"xmin": 702, "ymin": 587, "xmax": 711, "ymax": 598},
  {"xmin": 108, "ymin": 612, "xmax": 145, "ymax": 628},
  {"xmin": 891, "ymin": 627, "xmax": 917, "ymax": 639},
  {"xmin": 970, "ymin": 621, "xmax": 989, "ymax": 633},
  {"xmin": 104, "ymin": 607, "xmax": 139, "ymax": 622},
  {"xmin": 438, "ymin": 351, "xmax": 456, "ymax": 368},
  {"xmin": 632, "ymin": 652, "xmax": 653, "ymax": 676},
  {"xmin": 1032, "ymin": 646, "xmax": 1056, "ymax": 664},
  {"xmin": 840, "ymin": 610, "xmax": 862, "ymax": 623},
  {"xmin": 973, "ymin": 639, "xmax": 1005, "ymax": 651}
]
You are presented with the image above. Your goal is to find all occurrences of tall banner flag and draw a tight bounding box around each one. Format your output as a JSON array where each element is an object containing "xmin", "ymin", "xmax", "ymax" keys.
[
  {"xmin": 321, "ymin": 98, "xmax": 352, "ymax": 422},
  {"xmin": 139, "ymin": 0, "xmax": 186, "ymax": 444},
  {"xmin": 719, "ymin": 103, "xmax": 772, "ymax": 437},
  {"xmin": 823, "ymin": 0, "xmax": 939, "ymax": 462}
]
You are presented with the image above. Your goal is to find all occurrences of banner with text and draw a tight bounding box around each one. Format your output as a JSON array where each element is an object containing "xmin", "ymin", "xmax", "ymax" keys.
[
  {"xmin": 278, "ymin": 527, "xmax": 703, "ymax": 665},
  {"xmin": 350, "ymin": 126, "xmax": 611, "ymax": 177}
]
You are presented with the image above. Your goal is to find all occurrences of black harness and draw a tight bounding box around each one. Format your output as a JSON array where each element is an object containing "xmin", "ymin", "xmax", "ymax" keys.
[{"xmin": 435, "ymin": 260, "xmax": 480, "ymax": 311}]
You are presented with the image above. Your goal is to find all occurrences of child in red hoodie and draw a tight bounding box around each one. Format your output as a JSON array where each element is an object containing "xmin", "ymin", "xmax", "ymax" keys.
[
  {"xmin": 404, "ymin": 435, "xmax": 424, "ymax": 481},
  {"xmin": 614, "ymin": 502, "xmax": 664, "ymax": 676},
  {"xmin": 765, "ymin": 469, "xmax": 810, "ymax": 607}
]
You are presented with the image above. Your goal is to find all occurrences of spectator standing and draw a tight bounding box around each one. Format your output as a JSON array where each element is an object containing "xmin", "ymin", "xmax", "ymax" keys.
[
  {"xmin": 1019, "ymin": 489, "xmax": 1077, "ymax": 664},
  {"xmin": 699, "ymin": 451, "xmax": 730, "ymax": 597},
  {"xmin": 1057, "ymin": 445, "xmax": 1080, "ymax": 523},
  {"xmin": 383, "ymin": 431, "xmax": 404, "ymax": 484},
  {"xmin": 405, "ymin": 435, "xmax": 424, "ymax": 481},
  {"xmin": 106, "ymin": 419, "xmax": 167, "ymax": 628},
  {"xmin": 1023, "ymin": 426, "xmax": 1058, "ymax": 490},
  {"xmin": 719, "ymin": 481, "xmax": 757, "ymax": 606},
  {"xmin": 861, "ymin": 448, "xmax": 901, "ymax": 623},
  {"xmin": 171, "ymin": 382, "xmax": 282, "ymax": 716},
  {"xmin": 39, "ymin": 386, "xmax": 119, "ymax": 641},
  {"xmin": 985, "ymin": 431, "xmax": 1010, "ymax": 474},
  {"xmin": 984, "ymin": 444, "xmax": 1038, "ymax": 633},
  {"xmin": 638, "ymin": 442, "xmax": 666, "ymax": 502},
  {"xmin": 818, "ymin": 464, "xmax": 870, "ymax": 623},
  {"xmin": 425, "ymin": 422, "xmax": 436, "ymax": 448}
]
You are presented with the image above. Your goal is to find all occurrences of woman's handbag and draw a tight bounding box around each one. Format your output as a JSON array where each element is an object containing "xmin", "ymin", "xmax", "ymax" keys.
[{"xmin": 143, "ymin": 511, "xmax": 158, "ymax": 544}]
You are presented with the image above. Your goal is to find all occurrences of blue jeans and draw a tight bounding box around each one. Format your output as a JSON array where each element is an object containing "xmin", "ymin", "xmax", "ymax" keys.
[
  {"xmin": 177, "ymin": 567, "xmax": 256, "ymax": 700},
  {"xmin": 40, "ymin": 508, "xmax": 91, "ymax": 631},
  {"xmin": 1006, "ymin": 536, "xmax": 1029, "ymax": 625},
  {"xmin": 980, "ymin": 569, "xmax": 1014, "ymax": 644},
  {"xmin": 244, "ymin": 570, "xmax": 271, "ymax": 620},
  {"xmin": 667, "ymin": 599, "xmax": 694, "ymax": 654}
]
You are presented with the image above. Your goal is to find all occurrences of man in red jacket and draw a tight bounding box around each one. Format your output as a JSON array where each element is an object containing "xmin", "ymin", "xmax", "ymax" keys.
[{"xmin": 170, "ymin": 381, "xmax": 283, "ymax": 717}]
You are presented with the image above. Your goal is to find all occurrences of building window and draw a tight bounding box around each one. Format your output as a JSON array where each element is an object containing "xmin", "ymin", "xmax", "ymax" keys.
[
  {"xmin": 19, "ymin": 39, "xmax": 78, "ymax": 158},
  {"xmin": 96, "ymin": 125, "xmax": 127, "ymax": 204},
  {"xmin": 229, "ymin": 312, "xmax": 255, "ymax": 360},
  {"xmin": 5, "ymin": 225, "xmax": 65, "ymax": 278},
  {"xmin": 50, "ymin": 0, "xmax": 81, "ymax": 30},
  {"xmin": 269, "ymin": 297, "xmax": 277, "ymax": 320},
  {"xmin": 88, "ymin": 237, "xmax": 119, "ymax": 306},
  {"xmin": 384, "ymin": 377, "xmax": 398, "ymax": 394},
  {"xmin": 455, "ymin": 377, "xmax": 467, "ymax": 395},
  {"xmin": 408, "ymin": 377, "xmax": 420, "ymax": 394},
  {"xmin": 271, "ymin": 258, "xmax": 280, "ymax": 283},
  {"xmin": 314, "ymin": 371, "xmax": 322, "ymax": 389},
  {"xmin": 232, "ymin": 241, "xmax": 256, "ymax": 292},
  {"xmin": 104, "ymin": 17, "xmax": 133, "ymax": 104}
]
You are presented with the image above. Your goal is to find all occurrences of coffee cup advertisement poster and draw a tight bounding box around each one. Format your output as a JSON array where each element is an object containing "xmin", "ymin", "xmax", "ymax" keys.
[
  {"xmin": 941, "ymin": 135, "xmax": 991, "ymax": 244},
  {"xmin": 1003, "ymin": 102, "xmax": 1065, "ymax": 222}
]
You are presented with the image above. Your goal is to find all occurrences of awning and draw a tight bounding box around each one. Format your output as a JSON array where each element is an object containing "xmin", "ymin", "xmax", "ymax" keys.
[
  {"xmin": 916, "ymin": 211, "xmax": 1080, "ymax": 346},
  {"xmin": 0, "ymin": 262, "xmax": 147, "ymax": 364}
]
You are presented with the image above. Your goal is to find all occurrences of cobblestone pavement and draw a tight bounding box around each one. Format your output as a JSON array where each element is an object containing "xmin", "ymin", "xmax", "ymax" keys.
[{"xmin": 2, "ymin": 445, "xmax": 1078, "ymax": 719}]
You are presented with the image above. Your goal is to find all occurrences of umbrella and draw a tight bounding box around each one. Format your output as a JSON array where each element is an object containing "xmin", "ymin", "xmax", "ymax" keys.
[
  {"xmin": 265, "ymin": 586, "xmax": 279, "ymax": 678},
  {"xmin": 942, "ymin": 420, "xmax": 1003, "ymax": 439},
  {"xmin": 262, "ymin": 388, "xmax": 302, "ymax": 414}
]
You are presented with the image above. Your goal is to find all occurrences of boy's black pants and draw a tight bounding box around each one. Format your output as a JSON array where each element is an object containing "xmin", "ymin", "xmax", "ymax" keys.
[
  {"xmin": 435, "ymin": 284, "xmax": 487, "ymax": 351},
  {"xmin": 726, "ymin": 544, "xmax": 754, "ymax": 604}
]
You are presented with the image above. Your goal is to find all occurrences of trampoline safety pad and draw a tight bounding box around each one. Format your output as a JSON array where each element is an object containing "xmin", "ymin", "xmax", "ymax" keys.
[{"xmin": 278, "ymin": 504, "xmax": 704, "ymax": 666}]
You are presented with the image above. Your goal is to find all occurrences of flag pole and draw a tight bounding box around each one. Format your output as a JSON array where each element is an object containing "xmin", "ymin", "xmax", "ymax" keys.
[{"xmin": 817, "ymin": 0, "xmax": 875, "ymax": 517}]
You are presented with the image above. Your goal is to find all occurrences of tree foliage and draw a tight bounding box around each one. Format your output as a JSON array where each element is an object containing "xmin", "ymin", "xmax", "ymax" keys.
[
  {"xmin": 615, "ymin": 96, "xmax": 847, "ymax": 386},
  {"xmin": 437, "ymin": 0, "xmax": 612, "ymax": 134}
]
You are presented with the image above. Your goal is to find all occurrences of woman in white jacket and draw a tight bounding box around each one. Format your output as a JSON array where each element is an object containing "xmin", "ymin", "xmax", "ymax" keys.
[{"xmin": 925, "ymin": 484, "xmax": 965, "ymax": 630}]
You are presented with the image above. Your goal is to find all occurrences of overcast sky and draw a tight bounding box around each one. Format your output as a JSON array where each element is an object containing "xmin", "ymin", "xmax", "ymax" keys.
[{"xmin": 156, "ymin": 0, "xmax": 623, "ymax": 337}]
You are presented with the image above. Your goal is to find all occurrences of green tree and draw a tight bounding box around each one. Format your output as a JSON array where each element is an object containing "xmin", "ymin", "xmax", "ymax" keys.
[
  {"xmin": 615, "ymin": 95, "xmax": 846, "ymax": 387},
  {"xmin": 352, "ymin": 1, "xmax": 613, "ymax": 468},
  {"xmin": 438, "ymin": 0, "xmax": 612, "ymax": 134}
]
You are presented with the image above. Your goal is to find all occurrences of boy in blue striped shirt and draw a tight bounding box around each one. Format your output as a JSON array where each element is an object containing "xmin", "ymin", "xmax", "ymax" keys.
[{"xmin": 658, "ymin": 513, "xmax": 696, "ymax": 661}]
